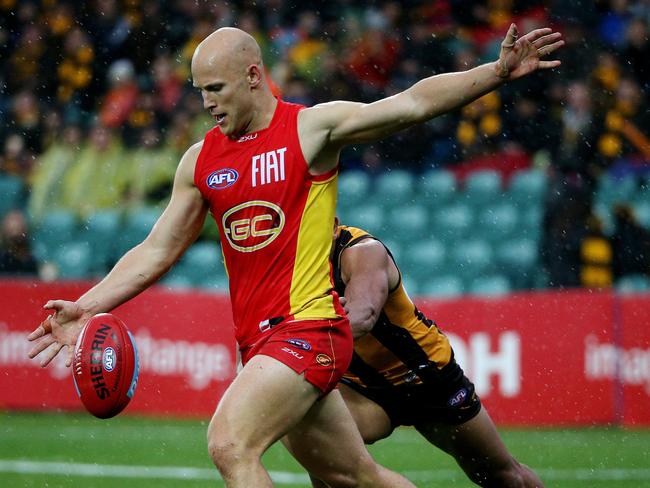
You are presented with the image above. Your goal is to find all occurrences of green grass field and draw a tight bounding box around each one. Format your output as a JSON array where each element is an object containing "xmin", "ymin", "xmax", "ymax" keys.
[{"xmin": 2, "ymin": 411, "xmax": 649, "ymax": 487}]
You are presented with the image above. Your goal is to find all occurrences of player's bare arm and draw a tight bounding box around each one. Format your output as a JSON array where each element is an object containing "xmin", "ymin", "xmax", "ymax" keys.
[
  {"xmin": 299, "ymin": 24, "xmax": 563, "ymax": 173},
  {"xmin": 339, "ymin": 240, "xmax": 399, "ymax": 338},
  {"xmin": 27, "ymin": 143, "xmax": 209, "ymax": 367}
]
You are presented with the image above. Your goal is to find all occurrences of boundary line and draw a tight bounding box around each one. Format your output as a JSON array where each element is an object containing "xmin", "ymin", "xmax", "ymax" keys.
[{"xmin": 2, "ymin": 459, "xmax": 650, "ymax": 483}]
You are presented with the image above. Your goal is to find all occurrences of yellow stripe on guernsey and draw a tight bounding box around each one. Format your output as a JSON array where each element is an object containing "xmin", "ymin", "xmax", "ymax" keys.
[{"xmin": 290, "ymin": 173, "xmax": 340, "ymax": 320}]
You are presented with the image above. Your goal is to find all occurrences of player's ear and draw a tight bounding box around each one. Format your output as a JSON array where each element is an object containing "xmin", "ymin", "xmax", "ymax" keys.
[{"xmin": 247, "ymin": 64, "xmax": 262, "ymax": 88}]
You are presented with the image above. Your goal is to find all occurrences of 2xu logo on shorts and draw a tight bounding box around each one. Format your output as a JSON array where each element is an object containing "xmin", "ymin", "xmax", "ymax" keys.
[{"xmin": 222, "ymin": 200, "xmax": 285, "ymax": 252}]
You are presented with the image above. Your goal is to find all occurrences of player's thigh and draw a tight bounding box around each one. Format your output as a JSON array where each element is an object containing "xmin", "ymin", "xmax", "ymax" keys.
[
  {"xmin": 415, "ymin": 406, "xmax": 514, "ymax": 470},
  {"xmin": 338, "ymin": 383, "xmax": 393, "ymax": 444},
  {"xmin": 208, "ymin": 353, "xmax": 321, "ymax": 453},
  {"xmin": 282, "ymin": 389, "xmax": 377, "ymax": 484}
]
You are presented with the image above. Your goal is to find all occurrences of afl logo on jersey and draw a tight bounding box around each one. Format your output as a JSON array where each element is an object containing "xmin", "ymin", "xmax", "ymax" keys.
[
  {"xmin": 207, "ymin": 168, "xmax": 238, "ymax": 190},
  {"xmin": 222, "ymin": 200, "xmax": 285, "ymax": 252}
]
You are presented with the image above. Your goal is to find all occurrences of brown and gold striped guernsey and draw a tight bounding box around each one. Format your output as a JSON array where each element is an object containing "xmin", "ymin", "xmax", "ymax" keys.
[{"xmin": 333, "ymin": 225, "xmax": 453, "ymax": 387}]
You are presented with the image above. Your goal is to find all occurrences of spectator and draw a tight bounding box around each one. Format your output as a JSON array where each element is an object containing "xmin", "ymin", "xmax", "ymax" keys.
[
  {"xmin": 611, "ymin": 204, "xmax": 650, "ymax": 278},
  {"xmin": 151, "ymin": 54, "xmax": 184, "ymax": 119},
  {"xmin": 99, "ymin": 59, "xmax": 139, "ymax": 129},
  {"xmin": 56, "ymin": 27, "xmax": 95, "ymax": 114},
  {"xmin": 28, "ymin": 125, "xmax": 83, "ymax": 223},
  {"xmin": 0, "ymin": 210, "xmax": 38, "ymax": 276},
  {"xmin": 624, "ymin": 17, "xmax": 650, "ymax": 87},
  {"xmin": 124, "ymin": 128, "xmax": 177, "ymax": 206},
  {"xmin": 60, "ymin": 124, "xmax": 127, "ymax": 218},
  {"xmin": 579, "ymin": 214, "xmax": 614, "ymax": 288},
  {"xmin": 10, "ymin": 90, "xmax": 43, "ymax": 155},
  {"xmin": 0, "ymin": 134, "xmax": 33, "ymax": 179},
  {"xmin": 554, "ymin": 81, "xmax": 599, "ymax": 181}
]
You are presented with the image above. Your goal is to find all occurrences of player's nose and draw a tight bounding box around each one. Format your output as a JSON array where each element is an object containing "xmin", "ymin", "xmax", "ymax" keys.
[{"xmin": 201, "ymin": 92, "xmax": 216, "ymax": 111}]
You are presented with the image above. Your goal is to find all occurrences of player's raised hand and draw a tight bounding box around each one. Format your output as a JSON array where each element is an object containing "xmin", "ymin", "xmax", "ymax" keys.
[
  {"xmin": 495, "ymin": 24, "xmax": 564, "ymax": 80},
  {"xmin": 27, "ymin": 300, "xmax": 90, "ymax": 368}
]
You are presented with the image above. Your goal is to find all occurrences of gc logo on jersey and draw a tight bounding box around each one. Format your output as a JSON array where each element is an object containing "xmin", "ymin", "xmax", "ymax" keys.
[
  {"xmin": 222, "ymin": 200, "xmax": 285, "ymax": 252},
  {"xmin": 207, "ymin": 168, "xmax": 239, "ymax": 190}
]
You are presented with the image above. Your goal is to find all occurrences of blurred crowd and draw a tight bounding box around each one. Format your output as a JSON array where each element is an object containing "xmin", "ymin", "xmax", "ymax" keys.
[{"xmin": 1, "ymin": 0, "xmax": 649, "ymax": 288}]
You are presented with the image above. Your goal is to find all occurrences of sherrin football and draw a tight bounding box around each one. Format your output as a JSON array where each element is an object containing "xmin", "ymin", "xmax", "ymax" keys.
[{"xmin": 72, "ymin": 313, "xmax": 139, "ymax": 419}]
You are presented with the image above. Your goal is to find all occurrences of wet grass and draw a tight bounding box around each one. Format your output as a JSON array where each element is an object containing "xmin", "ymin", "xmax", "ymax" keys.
[{"xmin": 2, "ymin": 411, "xmax": 649, "ymax": 487}]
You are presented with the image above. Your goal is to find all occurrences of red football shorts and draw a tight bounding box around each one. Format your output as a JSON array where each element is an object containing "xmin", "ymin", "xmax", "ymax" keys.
[{"xmin": 240, "ymin": 317, "xmax": 353, "ymax": 395}]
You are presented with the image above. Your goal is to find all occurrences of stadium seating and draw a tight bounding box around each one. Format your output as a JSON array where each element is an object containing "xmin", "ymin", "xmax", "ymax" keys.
[
  {"xmin": 32, "ymin": 210, "xmax": 79, "ymax": 262},
  {"xmin": 339, "ymin": 202, "xmax": 384, "ymax": 235},
  {"xmin": 494, "ymin": 237, "xmax": 539, "ymax": 288},
  {"xmin": 431, "ymin": 202, "xmax": 474, "ymax": 243},
  {"xmin": 595, "ymin": 173, "xmax": 637, "ymax": 208},
  {"xmin": 338, "ymin": 170, "xmax": 371, "ymax": 205},
  {"xmin": 469, "ymin": 274, "xmax": 512, "ymax": 297},
  {"xmin": 419, "ymin": 275, "xmax": 464, "ymax": 298},
  {"xmin": 632, "ymin": 201, "xmax": 650, "ymax": 229},
  {"xmin": 0, "ymin": 174, "xmax": 24, "ymax": 218},
  {"xmin": 53, "ymin": 241, "xmax": 93, "ymax": 279},
  {"xmin": 461, "ymin": 170, "xmax": 502, "ymax": 207},
  {"xmin": 79, "ymin": 210, "xmax": 122, "ymax": 273},
  {"xmin": 508, "ymin": 169, "xmax": 548, "ymax": 206},
  {"xmin": 399, "ymin": 239, "xmax": 447, "ymax": 284},
  {"xmin": 173, "ymin": 241, "xmax": 225, "ymax": 286},
  {"xmin": 387, "ymin": 203, "xmax": 428, "ymax": 239},
  {"xmin": 375, "ymin": 169, "xmax": 415, "ymax": 205},
  {"xmin": 615, "ymin": 274, "xmax": 650, "ymax": 294},
  {"xmin": 418, "ymin": 169, "xmax": 457, "ymax": 205},
  {"xmin": 477, "ymin": 201, "xmax": 519, "ymax": 242},
  {"xmin": 113, "ymin": 207, "xmax": 162, "ymax": 258},
  {"xmin": 450, "ymin": 238, "xmax": 493, "ymax": 281}
]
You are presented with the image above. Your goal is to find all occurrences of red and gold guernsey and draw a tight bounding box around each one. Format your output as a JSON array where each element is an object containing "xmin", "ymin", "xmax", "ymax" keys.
[{"xmin": 194, "ymin": 99, "xmax": 343, "ymax": 349}]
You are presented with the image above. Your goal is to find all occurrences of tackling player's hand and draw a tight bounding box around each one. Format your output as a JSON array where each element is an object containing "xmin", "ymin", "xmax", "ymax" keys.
[
  {"xmin": 494, "ymin": 24, "xmax": 563, "ymax": 80},
  {"xmin": 27, "ymin": 300, "xmax": 91, "ymax": 368}
]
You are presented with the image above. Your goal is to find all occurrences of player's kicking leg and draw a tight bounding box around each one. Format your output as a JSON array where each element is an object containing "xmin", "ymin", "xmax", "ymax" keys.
[
  {"xmin": 304, "ymin": 383, "xmax": 401, "ymax": 488},
  {"xmin": 207, "ymin": 354, "xmax": 415, "ymax": 487},
  {"xmin": 415, "ymin": 406, "xmax": 544, "ymax": 487},
  {"xmin": 282, "ymin": 387, "xmax": 415, "ymax": 487}
]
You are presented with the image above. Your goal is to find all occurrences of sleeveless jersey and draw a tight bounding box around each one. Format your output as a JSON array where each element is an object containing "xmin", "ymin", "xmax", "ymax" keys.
[
  {"xmin": 195, "ymin": 100, "xmax": 343, "ymax": 348},
  {"xmin": 333, "ymin": 225, "xmax": 453, "ymax": 387}
]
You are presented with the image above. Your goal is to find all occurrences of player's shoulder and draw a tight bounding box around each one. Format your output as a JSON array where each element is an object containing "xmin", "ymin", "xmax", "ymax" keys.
[
  {"xmin": 337, "ymin": 225, "xmax": 383, "ymax": 256},
  {"xmin": 180, "ymin": 140, "xmax": 204, "ymax": 165},
  {"xmin": 175, "ymin": 140, "xmax": 205, "ymax": 181}
]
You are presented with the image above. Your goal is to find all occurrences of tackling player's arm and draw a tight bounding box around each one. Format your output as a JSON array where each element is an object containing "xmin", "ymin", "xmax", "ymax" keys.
[
  {"xmin": 340, "ymin": 240, "xmax": 400, "ymax": 339},
  {"xmin": 298, "ymin": 25, "xmax": 563, "ymax": 173},
  {"xmin": 27, "ymin": 142, "xmax": 209, "ymax": 366}
]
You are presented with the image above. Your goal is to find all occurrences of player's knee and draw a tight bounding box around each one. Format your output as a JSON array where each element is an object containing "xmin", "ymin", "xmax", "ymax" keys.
[{"xmin": 206, "ymin": 431, "xmax": 259, "ymax": 473}]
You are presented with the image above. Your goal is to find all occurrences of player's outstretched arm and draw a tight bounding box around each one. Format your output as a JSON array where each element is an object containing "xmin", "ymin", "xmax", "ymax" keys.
[
  {"xmin": 27, "ymin": 143, "xmax": 209, "ymax": 367},
  {"xmin": 300, "ymin": 24, "xmax": 563, "ymax": 171},
  {"xmin": 339, "ymin": 240, "xmax": 398, "ymax": 339}
]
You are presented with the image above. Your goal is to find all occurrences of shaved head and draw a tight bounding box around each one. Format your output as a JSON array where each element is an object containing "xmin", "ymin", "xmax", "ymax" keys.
[{"xmin": 192, "ymin": 27, "xmax": 262, "ymax": 77}]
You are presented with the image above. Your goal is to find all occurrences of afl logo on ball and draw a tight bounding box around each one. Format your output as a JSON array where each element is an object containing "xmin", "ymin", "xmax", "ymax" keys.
[
  {"xmin": 207, "ymin": 168, "xmax": 238, "ymax": 190},
  {"xmin": 222, "ymin": 200, "xmax": 285, "ymax": 252},
  {"xmin": 103, "ymin": 347, "xmax": 116, "ymax": 372},
  {"xmin": 316, "ymin": 354, "xmax": 333, "ymax": 367}
]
